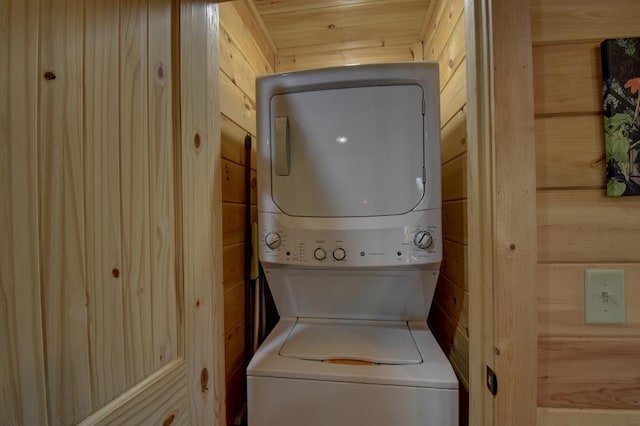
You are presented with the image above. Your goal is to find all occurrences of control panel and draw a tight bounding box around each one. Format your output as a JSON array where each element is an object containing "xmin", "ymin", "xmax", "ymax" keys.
[{"xmin": 259, "ymin": 209, "xmax": 442, "ymax": 267}]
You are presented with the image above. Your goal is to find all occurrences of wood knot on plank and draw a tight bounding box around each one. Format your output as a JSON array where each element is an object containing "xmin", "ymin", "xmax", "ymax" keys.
[
  {"xmin": 44, "ymin": 71, "xmax": 56, "ymax": 80},
  {"xmin": 510, "ymin": 244, "xmax": 516, "ymax": 251},
  {"xmin": 194, "ymin": 133, "xmax": 201, "ymax": 149},
  {"xmin": 163, "ymin": 414, "xmax": 175, "ymax": 426},
  {"xmin": 327, "ymin": 24, "xmax": 336, "ymax": 29},
  {"xmin": 200, "ymin": 368, "xmax": 209, "ymax": 393},
  {"xmin": 112, "ymin": 268, "xmax": 120, "ymax": 278}
]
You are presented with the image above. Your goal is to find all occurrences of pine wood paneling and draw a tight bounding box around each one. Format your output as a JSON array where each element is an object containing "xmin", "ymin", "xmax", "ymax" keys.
[
  {"xmin": 223, "ymin": 204, "xmax": 257, "ymax": 247},
  {"xmin": 220, "ymin": 73, "xmax": 257, "ymax": 136},
  {"xmin": 442, "ymin": 153, "xmax": 467, "ymax": 202},
  {"xmin": 492, "ymin": 1, "xmax": 538, "ymax": 422},
  {"xmin": 148, "ymin": 0, "xmax": 178, "ymax": 373},
  {"xmin": 221, "ymin": 115, "xmax": 257, "ymax": 169},
  {"xmin": 276, "ymin": 46, "xmax": 413, "ymax": 72},
  {"xmin": 533, "ymin": 0, "xmax": 640, "ymax": 416},
  {"xmin": 442, "ymin": 240, "xmax": 467, "ymax": 290},
  {"xmin": 225, "ymin": 320, "xmax": 246, "ymax": 378},
  {"xmin": 537, "ymin": 189, "xmax": 640, "ymax": 263},
  {"xmin": 39, "ymin": 0, "xmax": 94, "ymax": 421},
  {"xmin": 277, "ymin": 35, "xmax": 419, "ymax": 57},
  {"xmin": 0, "ymin": 0, "xmax": 48, "ymax": 423},
  {"xmin": 180, "ymin": 3, "xmax": 224, "ymax": 422},
  {"xmin": 220, "ymin": 26, "xmax": 258, "ymax": 101},
  {"xmin": 254, "ymin": 0, "xmax": 424, "ymax": 15},
  {"xmin": 440, "ymin": 60, "xmax": 466, "ymax": 127},
  {"xmin": 219, "ymin": 2, "xmax": 273, "ymax": 74},
  {"xmin": 272, "ymin": 21, "xmax": 422, "ymax": 51},
  {"xmin": 222, "ymin": 158, "xmax": 257, "ymax": 205},
  {"xmin": 441, "ymin": 109, "xmax": 467, "ymax": 164},
  {"xmin": 537, "ymin": 407, "xmax": 640, "ymax": 426},
  {"xmin": 531, "ymin": 0, "xmax": 640, "ymax": 45},
  {"xmin": 533, "ymin": 41, "xmax": 601, "ymax": 116},
  {"xmin": 433, "ymin": 274, "xmax": 469, "ymax": 337},
  {"xmin": 85, "ymin": 0, "xmax": 127, "ymax": 407},
  {"xmin": 442, "ymin": 200, "xmax": 467, "ymax": 245},
  {"xmin": 120, "ymin": 0, "xmax": 154, "ymax": 385},
  {"xmin": 224, "ymin": 281, "xmax": 246, "ymax": 334},
  {"xmin": 423, "ymin": 0, "xmax": 464, "ymax": 64},
  {"xmin": 261, "ymin": 1, "xmax": 425, "ymax": 37},
  {"xmin": 535, "ymin": 115, "xmax": 605, "ymax": 189},
  {"xmin": 436, "ymin": 11, "xmax": 465, "ymax": 93},
  {"xmin": 230, "ymin": 0, "xmax": 276, "ymax": 66},
  {"xmin": 538, "ymin": 337, "xmax": 640, "ymax": 409},
  {"xmin": 77, "ymin": 360, "xmax": 188, "ymax": 426},
  {"xmin": 538, "ymin": 263, "xmax": 640, "ymax": 337},
  {"xmin": 223, "ymin": 243, "xmax": 245, "ymax": 285}
]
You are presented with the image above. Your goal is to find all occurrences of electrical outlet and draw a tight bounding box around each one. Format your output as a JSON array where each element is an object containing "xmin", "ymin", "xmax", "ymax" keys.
[{"xmin": 584, "ymin": 269, "xmax": 625, "ymax": 324}]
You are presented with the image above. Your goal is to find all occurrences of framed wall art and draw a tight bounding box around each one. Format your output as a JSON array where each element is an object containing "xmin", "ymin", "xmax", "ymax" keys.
[{"xmin": 602, "ymin": 37, "xmax": 640, "ymax": 196}]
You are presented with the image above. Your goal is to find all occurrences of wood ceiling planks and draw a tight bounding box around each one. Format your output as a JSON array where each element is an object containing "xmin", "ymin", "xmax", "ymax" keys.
[{"xmin": 250, "ymin": 0, "xmax": 430, "ymax": 56}]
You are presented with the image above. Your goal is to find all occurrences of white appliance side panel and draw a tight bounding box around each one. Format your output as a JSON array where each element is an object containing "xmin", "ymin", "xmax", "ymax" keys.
[
  {"xmin": 270, "ymin": 85, "xmax": 424, "ymax": 218},
  {"xmin": 247, "ymin": 376, "xmax": 458, "ymax": 426}
]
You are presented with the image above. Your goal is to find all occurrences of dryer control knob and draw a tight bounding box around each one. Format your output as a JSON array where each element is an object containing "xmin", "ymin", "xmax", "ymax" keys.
[
  {"xmin": 414, "ymin": 231, "xmax": 433, "ymax": 250},
  {"xmin": 332, "ymin": 247, "xmax": 346, "ymax": 261},
  {"xmin": 314, "ymin": 248, "xmax": 327, "ymax": 261},
  {"xmin": 264, "ymin": 232, "xmax": 282, "ymax": 249}
]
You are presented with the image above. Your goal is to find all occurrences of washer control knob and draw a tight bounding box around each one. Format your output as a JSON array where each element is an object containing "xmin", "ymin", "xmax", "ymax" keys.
[
  {"xmin": 264, "ymin": 232, "xmax": 282, "ymax": 250},
  {"xmin": 414, "ymin": 231, "xmax": 433, "ymax": 250},
  {"xmin": 332, "ymin": 247, "xmax": 347, "ymax": 261},
  {"xmin": 314, "ymin": 248, "xmax": 327, "ymax": 261}
]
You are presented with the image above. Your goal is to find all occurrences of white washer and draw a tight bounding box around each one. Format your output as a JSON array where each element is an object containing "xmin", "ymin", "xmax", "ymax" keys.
[{"xmin": 248, "ymin": 63, "xmax": 458, "ymax": 426}]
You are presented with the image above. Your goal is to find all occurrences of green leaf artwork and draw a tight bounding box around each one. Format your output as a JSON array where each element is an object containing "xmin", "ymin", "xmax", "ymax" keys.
[{"xmin": 602, "ymin": 38, "xmax": 640, "ymax": 196}]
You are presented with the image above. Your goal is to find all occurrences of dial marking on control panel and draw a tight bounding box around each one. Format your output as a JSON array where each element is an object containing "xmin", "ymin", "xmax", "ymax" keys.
[
  {"xmin": 314, "ymin": 248, "xmax": 327, "ymax": 261},
  {"xmin": 265, "ymin": 232, "xmax": 282, "ymax": 249},
  {"xmin": 413, "ymin": 231, "xmax": 433, "ymax": 250},
  {"xmin": 332, "ymin": 247, "xmax": 346, "ymax": 261}
]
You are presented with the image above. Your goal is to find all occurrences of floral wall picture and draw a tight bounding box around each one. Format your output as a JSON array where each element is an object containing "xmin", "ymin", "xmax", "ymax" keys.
[{"xmin": 602, "ymin": 38, "xmax": 640, "ymax": 196}]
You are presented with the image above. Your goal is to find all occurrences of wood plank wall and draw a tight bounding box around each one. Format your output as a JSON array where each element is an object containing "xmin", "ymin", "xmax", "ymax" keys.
[
  {"xmin": 531, "ymin": 0, "xmax": 640, "ymax": 424},
  {"xmin": 421, "ymin": 2, "xmax": 469, "ymax": 425},
  {"xmin": 218, "ymin": 2, "xmax": 274, "ymax": 424},
  {"xmin": 0, "ymin": 0, "xmax": 187, "ymax": 423}
]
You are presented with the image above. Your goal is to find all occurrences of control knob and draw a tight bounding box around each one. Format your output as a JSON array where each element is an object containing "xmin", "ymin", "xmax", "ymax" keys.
[
  {"xmin": 264, "ymin": 232, "xmax": 282, "ymax": 249},
  {"xmin": 414, "ymin": 231, "xmax": 433, "ymax": 250},
  {"xmin": 332, "ymin": 247, "xmax": 346, "ymax": 261},
  {"xmin": 313, "ymin": 248, "xmax": 327, "ymax": 261}
]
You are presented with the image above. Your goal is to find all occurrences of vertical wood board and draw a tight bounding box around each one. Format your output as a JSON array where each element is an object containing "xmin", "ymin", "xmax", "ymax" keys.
[
  {"xmin": 0, "ymin": 0, "xmax": 48, "ymax": 423},
  {"xmin": 38, "ymin": 0, "xmax": 94, "ymax": 421},
  {"xmin": 180, "ymin": 2, "xmax": 224, "ymax": 422}
]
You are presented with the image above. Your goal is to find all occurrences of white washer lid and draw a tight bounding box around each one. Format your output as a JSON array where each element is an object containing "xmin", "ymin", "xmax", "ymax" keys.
[{"xmin": 280, "ymin": 319, "xmax": 422, "ymax": 365}]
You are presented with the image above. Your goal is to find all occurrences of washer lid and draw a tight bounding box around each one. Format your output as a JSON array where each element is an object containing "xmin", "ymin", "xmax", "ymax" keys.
[{"xmin": 280, "ymin": 319, "xmax": 422, "ymax": 365}]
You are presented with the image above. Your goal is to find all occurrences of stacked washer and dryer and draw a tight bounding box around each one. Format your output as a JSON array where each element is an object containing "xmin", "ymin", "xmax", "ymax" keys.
[{"xmin": 247, "ymin": 62, "xmax": 458, "ymax": 426}]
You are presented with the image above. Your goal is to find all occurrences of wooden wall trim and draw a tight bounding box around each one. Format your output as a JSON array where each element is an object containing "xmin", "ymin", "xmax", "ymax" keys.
[
  {"xmin": 465, "ymin": 0, "xmax": 495, "ymax": 424},
  {"xmin": 467, "ymin": 0, "xmax": 539, "ymax": 423},
  {"xmin": 491, "ymin": 0, "xmax": 538, "ymax": 423},
  {"xmin": 179, "ymin": 2, "xmax": 225, "ymax": 423}
]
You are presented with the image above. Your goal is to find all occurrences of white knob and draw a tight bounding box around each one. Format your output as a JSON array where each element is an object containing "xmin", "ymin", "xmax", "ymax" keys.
[
  {"xmin": 414, "ymin": 231, "xmax": 433, "ymax": 250},
  {"xmin": 332, "ymin": 248, "xmax": 346, "ymax": 261},
  {"xmin": 314, "ymin": 248, "xmax": 327, "ymax": 261},
  {"xmin": 264, "ymin": 232, "xmax": 281, "ymax": 249}
]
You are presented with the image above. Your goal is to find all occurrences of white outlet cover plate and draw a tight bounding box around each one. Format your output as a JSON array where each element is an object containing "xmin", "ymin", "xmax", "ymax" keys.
[{"xmin": 584, "ymin": 269, "xmax": 625, "ymax": 324}]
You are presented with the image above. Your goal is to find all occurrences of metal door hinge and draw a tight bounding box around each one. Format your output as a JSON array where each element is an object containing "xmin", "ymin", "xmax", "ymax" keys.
[{"xmin": 486, "ymin": 365, "xmax": 498, "ymax": 396}]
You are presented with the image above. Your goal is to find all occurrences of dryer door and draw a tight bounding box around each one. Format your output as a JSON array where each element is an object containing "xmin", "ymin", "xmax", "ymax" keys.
[{"xmin": 269, "ymin": 84, "xmax": 425, "ymax": 217}]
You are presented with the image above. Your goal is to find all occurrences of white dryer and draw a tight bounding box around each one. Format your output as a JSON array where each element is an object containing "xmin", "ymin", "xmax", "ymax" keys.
[{"xmin": 247, "ymin": 63, "xmax": 458, "ymax": 426}]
